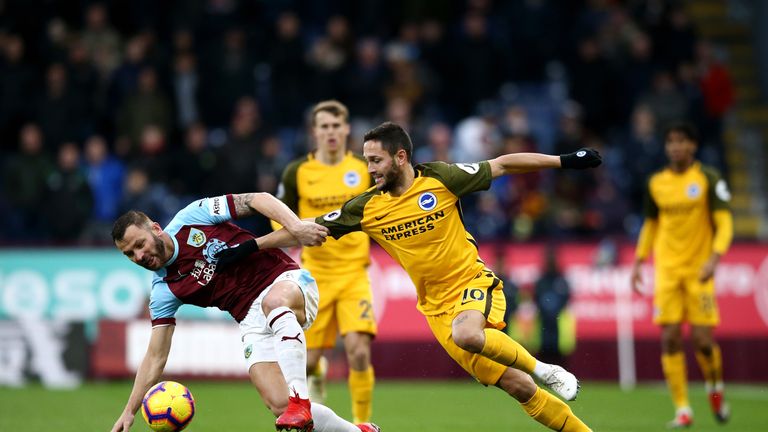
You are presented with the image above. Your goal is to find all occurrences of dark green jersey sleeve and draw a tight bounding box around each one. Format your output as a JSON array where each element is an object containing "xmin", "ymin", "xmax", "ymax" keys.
[
  {"xmin": 276, "ymin": 157, "xmax": 305, "ymax": 212},
  {"xmin": 642, "ymin": 176, "xmax": 659, "ymax": 219},
  {"xmin": 419, "ymin": 161, "xmax": 493, "ymax": 197},
  {"xmin": 315, "ymin": 190, "xmax": 374, "ymax": 239},
  {"xmin": 702, "ymin": 165, "xmax": 731, "ymax": 211}
]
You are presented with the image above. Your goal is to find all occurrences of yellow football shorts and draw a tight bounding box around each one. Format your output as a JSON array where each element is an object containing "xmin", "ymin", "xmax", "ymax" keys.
[
  {"xmin": 425, "ymin": 269, "xmax": 508, "ymax": 386},
  {"xmin": 304, "ymin": 268, "xmax": 377, "ymax": 350},
  {"xmin": 654, "ymin": 268, "xmax": 719, "ymax": 326}
]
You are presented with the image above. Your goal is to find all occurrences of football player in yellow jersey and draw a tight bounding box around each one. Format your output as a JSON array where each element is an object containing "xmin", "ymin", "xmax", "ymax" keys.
[
  {"xmin": 631, "ymin": 123, "xmax": 733, "ymax": 428},
  {"xmin": 275, "ymin": 100, "xmax": 377, "ymax": 424},
  {"xmin": 312, "ymin": 122, "xmax": 601, "ymax": 431}
]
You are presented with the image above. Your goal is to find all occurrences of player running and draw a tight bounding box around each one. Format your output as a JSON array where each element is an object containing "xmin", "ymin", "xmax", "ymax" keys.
[
  {"xmin": 108, "ymin": 192, "xmax": 379, "ymax": 432},
  {"xmin": 631, "ymin": 123, "xmax": 733, "ymax": 428},
  {"xmin": 229, "ymin": 122, "xmax": 600, "ymax": 431},
  {"xmin": 275, "ymin": 100, "xmax": 377, "ymax": 423}
]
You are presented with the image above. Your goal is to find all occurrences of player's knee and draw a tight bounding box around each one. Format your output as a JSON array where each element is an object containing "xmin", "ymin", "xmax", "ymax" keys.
[
  {"xmin": 661, "ymin": 329, "xmax": 683, "ymax": 353},
  {"xmin": 262, "ymin": 283, "xmax": 304, "ymax": 316},
  {"xmin": 262, "ymin": 295, "xmax": 304, "ymax": 324},
  {"xmin": 690, "ymin": 329, "xmax": 713, "ymax": 352},
  {"xmin": 692, "ymin": 337, "xmax": 713, "ymax": 354},
  {"xmin": 261, "ymin": 294, "xmax": 286, "ymax": 317},
  {"xmin": 346, "ymin": 345, "xmax": 371, "ymax": 369},
  {"xmin": 452, "ymin": 328, "xmax": 485, "ymax": 353},
  {"xmin": 662, "ymin": 339, "xmax": 683, "ymax": 353}
]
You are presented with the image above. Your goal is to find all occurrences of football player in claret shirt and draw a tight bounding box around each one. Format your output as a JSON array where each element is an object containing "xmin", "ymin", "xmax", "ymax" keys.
[
  {"xmin": 226, "ymin": 122, "xmax": 601, "ymax": 432},
  {"xmin": 631, "ymin": 123, "xmax": 733, "ymax": 428},
  {"xmin": 109, "ymin": 192, "xmax": 380, "ymax": 432},
  {"xmin": 275, "ymin": 100, "xmax": 376, "ymax": 423}
]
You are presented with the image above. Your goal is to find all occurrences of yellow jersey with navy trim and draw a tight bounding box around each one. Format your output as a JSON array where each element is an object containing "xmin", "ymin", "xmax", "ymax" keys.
[
  {"xmin": 277, "ymin": 151, "xmax": 373, "ymax": 275},
  {"xmin": 317, "ymin": 161, "xmax": 493, "ymax": 315},
  {"xmin": 643, "ymin": 161, "xmax": 731, "ymax": 270}
]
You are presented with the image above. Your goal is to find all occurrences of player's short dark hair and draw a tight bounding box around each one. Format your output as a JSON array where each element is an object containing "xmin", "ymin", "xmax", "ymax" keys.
[
  {"xmin": 665, "ymin": 122, "xmax": 699, "ymax": 144},
  {"xmin": 363, "ymin": 121, "xmax": 413, "ymax": 162},
  {"xmin": 112, "ymin": 210, "xmax": 151, "ymax": 242},
  {"xmin": 311, "ymin": 100, "xmax": 349, "ymax": 125}
]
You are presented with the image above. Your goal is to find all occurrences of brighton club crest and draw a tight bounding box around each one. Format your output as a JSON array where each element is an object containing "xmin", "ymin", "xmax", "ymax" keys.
[
  {"xmin": 418, "ymin": 192, "xmax": 437, "ymax": 211},
  {"xmin": 344, "ymin": 171, "xmax": 361, "ymax": 187}
]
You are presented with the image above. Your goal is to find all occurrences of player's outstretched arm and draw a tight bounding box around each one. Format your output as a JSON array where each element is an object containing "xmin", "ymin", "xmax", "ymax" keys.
[
  {"xmin": 111, "ymin": 325, "xmax": 174, "ymax": 432},
  {"xmin": 488, "ymin": 148, "xmax": 601, "ymax": 178},
  {"xmin": 259, "ymin": 223, "xmax": 327, "ymax": 249},
  {"xmin": 232, "ymin": 192, "xmax": 328, "ymax": 246},
  {"xmin": 215, "ymin": 220, "xmax": 326, "ymax": 269},
  {"xmin": 215, "ymin": 222, "xmax": 324, "ymax": 268}
]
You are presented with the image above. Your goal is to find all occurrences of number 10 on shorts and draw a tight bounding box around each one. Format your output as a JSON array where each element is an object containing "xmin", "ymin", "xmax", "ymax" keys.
[{"xmin": 461, "ymin": 288, "xmax": 485, "ymax": 305}]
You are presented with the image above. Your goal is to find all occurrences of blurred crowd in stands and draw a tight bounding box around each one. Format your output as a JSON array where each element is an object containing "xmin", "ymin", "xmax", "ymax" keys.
[{"xmin": 0, "ymin": 0, "xmax": 734, "ymax": 245}]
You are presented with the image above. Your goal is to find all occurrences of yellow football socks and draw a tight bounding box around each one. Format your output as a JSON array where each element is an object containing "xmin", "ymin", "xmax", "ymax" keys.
[
  {"xmin": 348, "ymin": 366, "xmax": 374, "ymax": 423},
  {"xmin": 661, "ymin": 352, "xmax": 689, "ymax": 409},
  {"xmin": 480, "ymin": 328, "xmax": 537, "ymax": 374},
  {"xmin": 521, "ymin": 387, "xmax": 592, "ymax": 431},
  {"xmin": 694, "ymin": 344, "xmax": 723, "ymax": 386}
]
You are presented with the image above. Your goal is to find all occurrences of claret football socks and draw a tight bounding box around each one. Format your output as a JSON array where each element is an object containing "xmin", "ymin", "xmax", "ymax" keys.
[{"xmin": 708, "ymin": 388, "xmax": 730, "ymax": 424}]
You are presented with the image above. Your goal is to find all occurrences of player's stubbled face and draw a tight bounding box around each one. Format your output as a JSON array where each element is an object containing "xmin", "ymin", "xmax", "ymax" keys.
[
  {"xmin": 313, "ymin": 111, "xmax": 349, "ymax": 153},
  {"xmin": 364, "ymin": 140, "xmax": 401, "ymax": 192},
  {"xmin": 665, "ymin": 130, "xmax": 696, "ymax": 165},
  {"xmin": 116, "ymin": 224, "xmax": 167, "ymax": 270}
]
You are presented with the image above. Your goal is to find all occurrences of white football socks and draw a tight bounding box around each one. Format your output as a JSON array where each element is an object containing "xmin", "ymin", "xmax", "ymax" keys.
[
  {"xmin": 267, "ymin": 306, "xmax": 309, "ymax": 399},
  {"xmin": 311, "ymin": 403, "xmax": 360, "ymax": 432}
]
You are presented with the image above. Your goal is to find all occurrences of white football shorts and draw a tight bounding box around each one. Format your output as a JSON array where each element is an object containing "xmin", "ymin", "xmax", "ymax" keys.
[{"xmin": 239, "ymin": 269, "xmax": 319, "ymax": 370}]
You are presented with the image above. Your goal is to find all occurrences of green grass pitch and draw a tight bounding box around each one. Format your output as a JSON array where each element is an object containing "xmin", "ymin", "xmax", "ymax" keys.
[{"xmin": 1, "ymin": 380, "xmax": 766, "ymax": 431}]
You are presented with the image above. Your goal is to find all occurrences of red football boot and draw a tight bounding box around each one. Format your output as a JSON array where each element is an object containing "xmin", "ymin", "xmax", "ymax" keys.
[
  {"xmin": 275, "ymin": 392, "xmax": 313, "ymax": 431},
  {"xmin": 357, "ymin": 423, "xmax": 381, "ymax": 432}
]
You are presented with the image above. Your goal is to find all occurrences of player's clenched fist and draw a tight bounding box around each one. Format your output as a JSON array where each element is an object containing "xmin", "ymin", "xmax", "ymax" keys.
[
  {"xmin": 287, "ymin": 220, "xmax": 329, "ymax": 247},
  {"xmin": 560, "ymin": 148, "xmax": 602, "ymax": 169}
]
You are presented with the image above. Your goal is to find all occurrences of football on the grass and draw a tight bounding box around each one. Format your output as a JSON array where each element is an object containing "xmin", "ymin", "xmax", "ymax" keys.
[{"xmin": 141, "ymin": 381, "xmax": 195, "ymax": 431}]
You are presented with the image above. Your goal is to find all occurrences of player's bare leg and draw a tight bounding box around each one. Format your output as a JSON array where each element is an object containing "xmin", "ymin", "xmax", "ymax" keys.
[
  {"xmin": 496, "ymin": 368, "xmax": 591, "ymax": 431},
  {"xmin": 343, "ymin": 331, "xmax": 374, "ymax": 423},
  {"xmin": 691, "ymin": 325, "xmax": 729, "ymax": 423},
  {"xmin": 452, "ymin": 310, "xmax": 579, "ymax": 400},
  {"xmin": 306, "ymin": 349, "xmax": 328, "ymax": 403},
  {"xmin": 661, "ymin": 323, "xmax": 693, "ymax": 428},
  {"xmin": 250, "ymin": 362, "xmax": 293, "ymax": 416}
]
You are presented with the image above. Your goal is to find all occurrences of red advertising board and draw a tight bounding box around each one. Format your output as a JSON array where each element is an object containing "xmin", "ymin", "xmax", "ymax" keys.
[
  {"xmin": 367, "ymin": 243, "xmax": 768, "ymax": 341},
  {"xmin": 91, "ymin": 242, "xmax": 768, "ymax": 381}
]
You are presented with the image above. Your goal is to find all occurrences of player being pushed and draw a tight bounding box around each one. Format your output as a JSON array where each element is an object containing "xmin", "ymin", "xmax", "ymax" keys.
[{"xmin": 109, "ymin": 192, "xmax": 379, "ymax": 432}]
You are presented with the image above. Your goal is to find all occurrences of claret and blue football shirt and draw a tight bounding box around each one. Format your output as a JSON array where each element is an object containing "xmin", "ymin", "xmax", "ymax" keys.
[{"xmin": 149, "ymin": 195, "xmax": 298, "ymax": 326}]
